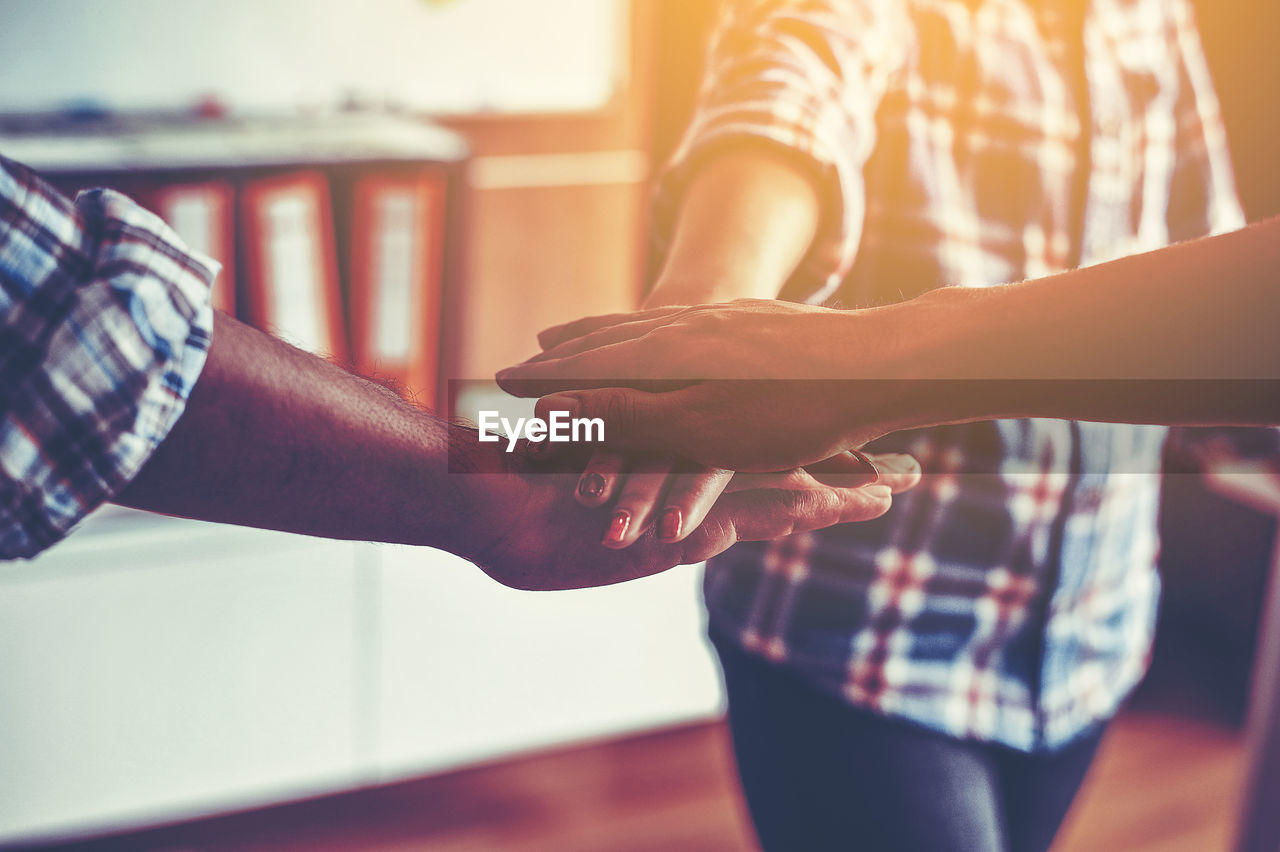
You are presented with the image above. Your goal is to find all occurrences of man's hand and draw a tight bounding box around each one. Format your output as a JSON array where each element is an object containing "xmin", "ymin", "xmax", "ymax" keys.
[{"xmin": 113, "ymin": 313, "xmax": 916, "ymax": 593}]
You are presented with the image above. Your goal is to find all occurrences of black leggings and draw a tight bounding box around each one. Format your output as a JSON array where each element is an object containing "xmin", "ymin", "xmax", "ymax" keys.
[{"xmin": 714, "ymin": 637, "xmax": 1106, "ymax": 852}]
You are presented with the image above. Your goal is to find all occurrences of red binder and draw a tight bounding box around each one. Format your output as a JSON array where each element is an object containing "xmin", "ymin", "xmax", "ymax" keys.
[
  {"xmin": 348, "ymin": 173, "xmax": 446, "ymax": 406},
  {"xmin": 240, "ymin": 171, "xmax": 348, "ymax": 362},
  {"xmin": 152, "ymin": 181, "xmax": 236, "ymax": 315}
]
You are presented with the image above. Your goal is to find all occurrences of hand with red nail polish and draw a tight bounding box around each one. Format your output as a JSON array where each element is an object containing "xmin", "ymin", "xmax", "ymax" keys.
[
  {"xmin": 569, "ymin": 447, "xmax": 912, "ymax": 550},
  {"xmin": 448, "ymin": 427, "xmax": 919, "ymax": 590},
  {"xmin": 572, "ymin": 450, "xmax": 734, "ymax": 549}
]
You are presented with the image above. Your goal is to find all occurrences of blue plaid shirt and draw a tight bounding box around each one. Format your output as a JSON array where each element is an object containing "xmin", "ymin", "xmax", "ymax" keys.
[
  {"xmin": 0, "ymin": 156, "xmax": 215, "ymax": 559},
  {"xmin": 663, "ymin": 0, "xmax": 1246, "ymax": 752}
]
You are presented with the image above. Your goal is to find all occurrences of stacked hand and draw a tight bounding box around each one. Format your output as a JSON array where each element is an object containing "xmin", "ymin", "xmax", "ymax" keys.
[
  {"xmin": 495, "ymin": 299, "xmax": 914, "ymax": 472},
  {"xmin": 462, "ymin": 435, "xmax": 918, "ymax": 588},
  {"xmin": 493, "ymin": 300, "xmax": 921, "ymax": 554}
]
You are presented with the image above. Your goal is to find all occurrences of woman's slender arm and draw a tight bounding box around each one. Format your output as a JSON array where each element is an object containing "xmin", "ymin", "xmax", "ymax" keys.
[
  {"xmin": 544, "ymin": 0, "xmax": 902, "ymax": 546},
  {"xmin": 912, "ymin": 215, "xmax": 1280, "ymax": 383},
  {"xmin": 553, "ymin": 147, "xmax": 826, "ymax": 549},
  {"xmin": 498, "ymin": 217, "xmax": 1280, "ymax": 472},
  {"xmin": 644, "ymin": 148, "xmax": 822, "ymax": 308}
]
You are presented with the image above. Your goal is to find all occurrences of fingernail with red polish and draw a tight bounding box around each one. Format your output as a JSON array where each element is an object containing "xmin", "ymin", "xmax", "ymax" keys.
[
  {"xmin": 659, "ymin": 507, "xmax": 683, "ymax": 541},
  {"xmin": 606, "ymin": 510, "xmax": 631, "ymax": 546},
  {"xmin": 579, "ymin": 472, "xmax": 606, "ymax": 500}
]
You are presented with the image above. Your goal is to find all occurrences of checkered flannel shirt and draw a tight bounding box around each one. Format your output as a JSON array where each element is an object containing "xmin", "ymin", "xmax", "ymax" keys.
[
  {"xmin": 658, "ymin": 0, "xmax": 1245, "ymax": 751},
  {"xmin": 1, "ymin": 156, "xmax": 215, "ymax": 559}
]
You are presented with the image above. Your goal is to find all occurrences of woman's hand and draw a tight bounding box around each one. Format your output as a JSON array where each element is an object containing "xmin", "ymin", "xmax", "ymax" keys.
[
  {"xmin": 568, "ymin": 446, "xmax": 917, "ymax": 550},
  {"xmin": 495, "ymin": 299, "xmax": 920, "ymax": 472},
  {"xmin": 499, "ymin": 375, "xmax": 915, "ymax": 475},
  {"xmin": 511, "ymin": 299, "xmax": 866, "ymax": 383},
  {"xmin": 458, "ymin": 438, "xmax": 920, "ymax": 589},
  {"xmin": 572, "ymin": 451, "xmax": 735, "ymax": 548}
]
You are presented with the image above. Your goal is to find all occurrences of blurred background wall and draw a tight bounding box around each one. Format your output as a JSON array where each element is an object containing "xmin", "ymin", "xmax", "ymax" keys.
[
  {"xmin": 0, "ymin": 2, "xmax": 722, "ymax": 845},
  {"xmin": 1, "ymin": 1, "xmax": 1278, "ymax": 848}
]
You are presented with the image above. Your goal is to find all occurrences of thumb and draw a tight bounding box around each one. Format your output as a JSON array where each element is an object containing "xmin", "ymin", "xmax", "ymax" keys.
[
  {"xmin": 802, "ymin": 451, "xmax": 881, "ymax": 489},
  {"xmin": 534, "ymin": 388, "xmax": 678, "ymax": 455},
  {"xmin": 806, "ymin": 451, "xmax": 921, "ymax": 493}
]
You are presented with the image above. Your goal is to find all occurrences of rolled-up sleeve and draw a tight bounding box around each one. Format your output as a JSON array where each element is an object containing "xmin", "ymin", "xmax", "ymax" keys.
[
  {"xmin": 0, "ymin": 156, "xmax": 216, "ymax": 559},
  {"xmin": 654, "ymin": 0, "xmax": 907, "ymax": 302},
  {"xmin": 1164, "ymin": 0, "xmax": 1245, "ymax": 242}
]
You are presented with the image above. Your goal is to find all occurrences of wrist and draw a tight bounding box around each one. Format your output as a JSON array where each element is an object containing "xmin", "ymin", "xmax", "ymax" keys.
[
  {"xmin": 384, "ymin": 415, "xmax": 490, "ymax": 559},
  {"xmin": 857, "ymin": 288, "xmax": 1024, "ymax": 430},
  {"xmin": 421, "ymin": 422, "xmax": 512, "ymax": 561},
  {"xmin": 812, "ymin": 305, "xmax": 931, "ymax": 441}
]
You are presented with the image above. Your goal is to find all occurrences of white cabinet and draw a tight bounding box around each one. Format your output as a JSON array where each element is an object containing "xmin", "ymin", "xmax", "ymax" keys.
[
  {"xmin": 0, "ymin": 515, "xmax": 366, "ymax": 844},
  {"xmin": 0, "ymin": 511, "xmax": 724, "ymax": 845},
  {"xmin": 373, "ymin": 545, "xmax": 723, "ymax": 780}
]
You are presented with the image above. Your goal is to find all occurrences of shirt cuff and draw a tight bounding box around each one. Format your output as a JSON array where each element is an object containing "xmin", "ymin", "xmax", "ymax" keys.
[{"xmin": 1, "ymin": 188, "xmax": 215, "ymax": 558}]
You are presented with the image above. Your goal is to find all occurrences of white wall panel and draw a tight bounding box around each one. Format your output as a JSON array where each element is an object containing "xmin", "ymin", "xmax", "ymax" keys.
[
  {"xmin": 374, "ymin": 544, "xmax": 724, "ymax": 780},
  {"xmin": 0, "ymin": 519, "xmax": 365, "ymax": 844},
  {"xmin": 0, "ymin": 0, "xmax": 622, "ymax": 114}
]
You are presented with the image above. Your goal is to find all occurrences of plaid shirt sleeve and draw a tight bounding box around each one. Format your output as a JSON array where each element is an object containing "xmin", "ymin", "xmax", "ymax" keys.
[
  {"xmin": 0, "ymin": 155, "xmax": 216, "ymax": 559},
  {"xmin": 1165, "ymin": 0, "xmax": 1245, "ymax": 241},
  {"xmin": 653, "ymin": 0, "xmax": 909, "ymax": 303}
]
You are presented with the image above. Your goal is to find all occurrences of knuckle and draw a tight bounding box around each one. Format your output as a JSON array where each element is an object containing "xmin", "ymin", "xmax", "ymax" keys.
[{"xmin": 599, "ymin": 389, "xmax": 637, "ymax": 428}]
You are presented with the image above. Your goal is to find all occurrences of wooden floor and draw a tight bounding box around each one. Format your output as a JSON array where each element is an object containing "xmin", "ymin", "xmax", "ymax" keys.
[
  {"xmin": 55, "ymin": 706, "xmax": 1245, "ymax": 852},
  {"xmin": 1055, "ymin": 711, "xmax": 1246, "ymax": 852},
  {"xmin": 56, "ymin": 723, "xmax": 754, "ymax": 852}
]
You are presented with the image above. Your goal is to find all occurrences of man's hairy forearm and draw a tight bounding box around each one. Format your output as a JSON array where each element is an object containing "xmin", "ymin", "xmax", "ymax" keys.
[
  {"xmin": 115, "ymin": 312, "xmax": 479, "ymax": 556},
  {"xmin": 115, "ymin": 313, "xmax": 920, "ymax": 591},
  {"xmin": 497, "ymin": 220, "xmax": 1280, "ymax": 472}
]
